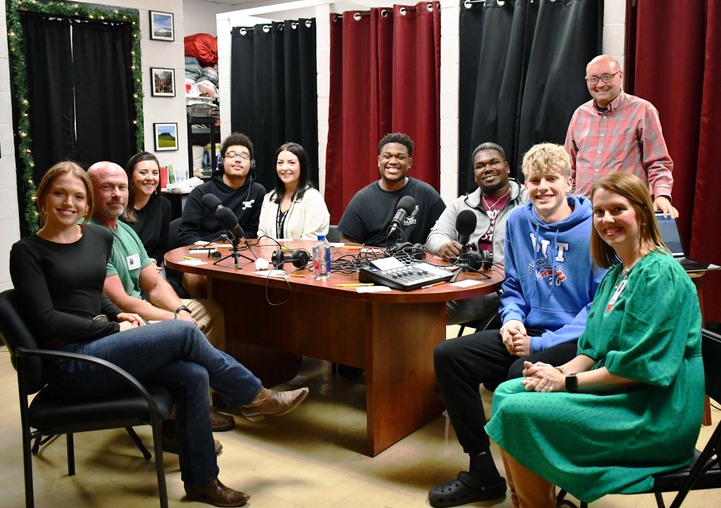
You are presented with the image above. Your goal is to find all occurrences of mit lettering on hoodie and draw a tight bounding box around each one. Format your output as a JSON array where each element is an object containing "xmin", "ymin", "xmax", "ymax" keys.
[{"xmin": 500, "ymin": 195, "xmax": 606, "ymax": 353}]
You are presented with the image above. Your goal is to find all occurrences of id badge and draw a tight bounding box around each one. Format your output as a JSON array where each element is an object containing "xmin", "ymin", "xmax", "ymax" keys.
[{"xmin": 127, "ymin": 253, "xmax": 141, "ymax": 271}]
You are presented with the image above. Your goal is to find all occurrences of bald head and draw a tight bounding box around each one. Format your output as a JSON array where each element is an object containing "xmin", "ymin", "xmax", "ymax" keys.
[
  {"xmin": 585, "ymin": 54, "xmax": 623, "ymax": 108},
  {"xmin": 586, "ymin": 54, "xmax": 620, "ymax": 74},
  {"xmin": 88, "ymin": 161, "xmax": 129, "ymax": 227}
]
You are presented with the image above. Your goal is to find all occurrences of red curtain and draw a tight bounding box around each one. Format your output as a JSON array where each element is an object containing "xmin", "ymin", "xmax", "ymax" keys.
[
  {"xmin": 629, "ymin": 1, "xmax": 721, "ymax": 321},
  {"xmin": 325, "ymin": 3, "xmax": 441, "ymax": 222}
]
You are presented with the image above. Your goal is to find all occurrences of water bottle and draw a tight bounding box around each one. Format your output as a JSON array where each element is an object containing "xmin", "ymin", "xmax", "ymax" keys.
[{"xmin": 313, "ymin": 234, "xmax": 331, "ymax": 279}]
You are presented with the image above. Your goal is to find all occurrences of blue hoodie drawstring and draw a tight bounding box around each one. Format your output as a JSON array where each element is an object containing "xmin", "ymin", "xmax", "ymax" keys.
[{"xmin": 551, "ymin": 228, "xmax": 560, "ymax": 290}]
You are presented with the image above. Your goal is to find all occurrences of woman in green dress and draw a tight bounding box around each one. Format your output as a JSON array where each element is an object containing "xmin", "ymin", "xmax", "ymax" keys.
[{"xmin": 485, "ymin": 172, "xmax": 704, "ymax": 507}]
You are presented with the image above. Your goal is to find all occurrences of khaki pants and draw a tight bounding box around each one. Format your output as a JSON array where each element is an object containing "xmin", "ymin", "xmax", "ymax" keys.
[{"xmin": 183, "ymin": 298, "xmax": 225, "ymax": 351}]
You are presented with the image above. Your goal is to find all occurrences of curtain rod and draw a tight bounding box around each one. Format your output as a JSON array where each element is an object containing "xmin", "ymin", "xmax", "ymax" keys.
[
  {"xmin": 333, "ymin": 3, "xmax": 436, "ymax": 22},
  {"xmin": 464, "ymin": 0, "xmax": 555, "ymax": 8},
  {"xmin": 237, "ymin": 19, "xmax": 313, "ymax": 35}
]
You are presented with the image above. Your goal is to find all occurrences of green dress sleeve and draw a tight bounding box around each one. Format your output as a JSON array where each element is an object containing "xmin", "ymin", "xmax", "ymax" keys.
[{"xmin": 595, "ymin": 254, "xmax": 701, "ymax": 386}]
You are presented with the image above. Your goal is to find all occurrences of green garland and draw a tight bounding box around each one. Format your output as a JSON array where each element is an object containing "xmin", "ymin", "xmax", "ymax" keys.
[{"xmin": 7, "ymin": 0, "xmax": 143, "ymax": 233}]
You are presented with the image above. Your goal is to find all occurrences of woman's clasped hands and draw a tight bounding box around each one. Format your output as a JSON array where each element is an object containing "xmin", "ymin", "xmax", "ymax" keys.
[
  {"xmin": 521, "ymin": 361, "xmax": 565, "ymax": 392},
  {"xmin": 118, "ymin": 312, "xmax": 145, "ymax": 331}
]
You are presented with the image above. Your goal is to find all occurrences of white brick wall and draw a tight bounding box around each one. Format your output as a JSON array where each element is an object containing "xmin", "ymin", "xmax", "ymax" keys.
[{"xmin": 0, "ymin": 0, "xmax": 20, "ymax": 292}]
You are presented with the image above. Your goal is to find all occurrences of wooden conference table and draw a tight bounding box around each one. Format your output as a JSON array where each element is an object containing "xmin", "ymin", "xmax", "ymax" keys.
[{"xmin": 166, "ymin": 240, "xmax": 503, "ymax": 456}]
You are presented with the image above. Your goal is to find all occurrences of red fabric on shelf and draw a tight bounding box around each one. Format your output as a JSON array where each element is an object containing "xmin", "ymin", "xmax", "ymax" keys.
[{"xmin": 184, "ymin": 33, "xmax": 218, "ymax": 66}]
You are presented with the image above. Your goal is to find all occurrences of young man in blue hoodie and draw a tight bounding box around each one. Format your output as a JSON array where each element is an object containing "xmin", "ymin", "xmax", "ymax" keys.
[{"xmin": 429, "ymin": 143, "xmax": 605, "ymax": 507}]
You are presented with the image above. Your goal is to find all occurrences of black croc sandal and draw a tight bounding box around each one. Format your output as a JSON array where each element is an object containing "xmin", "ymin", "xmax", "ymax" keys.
[{"xmin": 428, "ymin": 471, "xmax": 507, "ymax": 507}]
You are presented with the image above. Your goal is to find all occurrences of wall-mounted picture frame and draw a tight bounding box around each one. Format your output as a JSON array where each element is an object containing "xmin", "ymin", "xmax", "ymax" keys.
[
  {"xmin": 154, "ymin": 123, "xmax": 179, "ymax": 151},
  {"xmin": 150, "ymin": 67, "xmax": 175, "ymax": 97},
  {"xmin": 150, "ymin": 11, "xmax": 174, "ymax": 41}
]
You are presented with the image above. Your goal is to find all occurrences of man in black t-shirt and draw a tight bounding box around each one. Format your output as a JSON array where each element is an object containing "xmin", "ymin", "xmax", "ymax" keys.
[{"xmin": 338, "ymin": 132, "xmax": 446, "ymax": 246}]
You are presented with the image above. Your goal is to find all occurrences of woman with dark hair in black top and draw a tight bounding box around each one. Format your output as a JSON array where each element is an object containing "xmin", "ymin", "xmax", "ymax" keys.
[{"xmin": 121, "ymin": 151, "xmax": 172, "ymax": 266}]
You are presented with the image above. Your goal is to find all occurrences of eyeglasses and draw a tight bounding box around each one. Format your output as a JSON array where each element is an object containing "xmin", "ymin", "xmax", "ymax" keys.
[
  {"xmin": 585, "ymin": 71, "xmax": 620, "ymax": 85},
  {"xmin": 224, "ymin": 151, "xmax": 251, "ymax": 161}
]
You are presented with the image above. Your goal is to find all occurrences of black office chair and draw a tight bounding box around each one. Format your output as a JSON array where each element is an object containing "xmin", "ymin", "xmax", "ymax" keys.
[
  {"xmin": 0, "ymin": 289, "xmax": 174, "ymax": 508},
  {"xmin": 166, "ymin": 217, "xmax": 190, "ymax": 298},
  {"xmin": 557, "ymin": 328, "xmax": 721, "ymax": 508},
  {"xmin": 456, "ymin": 310, "xmax": 501, "ymax": 337},
  {"xmin": 326, "ymin": 224, "xmax": 342, "ymax": 243}
]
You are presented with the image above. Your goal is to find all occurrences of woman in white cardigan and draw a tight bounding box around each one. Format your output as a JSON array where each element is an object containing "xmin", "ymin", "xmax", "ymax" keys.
[{"xmin": 258, "ymin": 142, "xmax": 330, "ymax": 240}]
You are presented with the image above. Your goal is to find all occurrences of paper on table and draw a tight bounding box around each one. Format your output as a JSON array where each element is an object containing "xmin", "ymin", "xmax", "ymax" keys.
[
  {"xmin": 356, "ymin": 285, "xmax": 392, "ymax": 293},
  {"xmin": 254, "ymin": 269, "xmax": 287, "ymax": 278},
  {"xmin": 451, "ymin": 279, "xmax": 485, "ymax": 288},
  {"xmin": 179, "ymin": 259, "xmax": 207, "ymax": 266}
]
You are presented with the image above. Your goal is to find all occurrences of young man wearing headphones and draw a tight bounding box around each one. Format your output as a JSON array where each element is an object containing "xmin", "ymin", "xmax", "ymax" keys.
[
  {"xmin": 179, "ymin": 132, "xmax": 266, "ymax": 245},
  {"xmin": 178, "ymin": 132, "xmax": 267, "ymax": 297},
  {"xmin": 426, "ymin": 142, "xmax": 527, "ymax": 325}
]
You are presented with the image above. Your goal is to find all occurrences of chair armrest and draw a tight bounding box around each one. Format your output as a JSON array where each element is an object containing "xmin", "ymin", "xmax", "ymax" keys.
[{"xmin": 15, "ymin": 346, "xmax": 166, "ymax": 416}]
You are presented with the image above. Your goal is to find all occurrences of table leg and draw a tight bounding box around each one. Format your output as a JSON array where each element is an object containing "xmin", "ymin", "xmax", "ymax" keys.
[
  {"xmin": 209, "ymin": 278, "xmax": 447, "ymax": 455},
  {"xmin": 366, "ymin": 301, "xmax": 446, "ymax": 455}
]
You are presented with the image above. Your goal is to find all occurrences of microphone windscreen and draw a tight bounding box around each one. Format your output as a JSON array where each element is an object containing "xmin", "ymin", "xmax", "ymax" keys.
[
  {"xmin": 216, "ymin": 206, "xmax": 238, "ymax": 230},
  {"xmin": 397, "ymin": 195, "xmax": 416, "ymax": 214},
  {"xmin": 456, "ymin": 209, "xmax": 477, "ymax": 237},
  {"xmin": 201, "ymin": 193, "xmax": 222, "ymax": 211}
]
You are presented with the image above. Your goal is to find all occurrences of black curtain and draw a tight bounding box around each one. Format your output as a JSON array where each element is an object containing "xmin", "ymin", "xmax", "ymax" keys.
[
  {"xmin": 458, "ymin": 0, "xmax": 602, "ymax": 192},
  {"xmin": 230, "ymin": 20, "xmax": 318, "ymax": 192},
  {"xmin": 23, "ymin": 15, "xmax": 75, "ymax": 184},
  {"xmin": 71, "ymin": 20, "xmax": 136, "ymax": 167},
  {"xmin": 19, "ymin": 12, "xmax": 136, "ymax": 202}
]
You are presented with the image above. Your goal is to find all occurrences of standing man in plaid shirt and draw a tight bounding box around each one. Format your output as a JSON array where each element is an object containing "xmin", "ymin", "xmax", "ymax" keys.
[{"xmin": 564, "ymin": 54, "xmax": 677, "ymax": 217}]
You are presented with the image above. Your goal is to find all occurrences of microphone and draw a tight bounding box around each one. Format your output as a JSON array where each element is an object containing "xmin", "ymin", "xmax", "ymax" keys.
[
  {"xmin": 201, "ymin": 193, "xmax": 223, "ymax": 212},
  {"xmin": 388, "ymin": 195, "xmax": 417, "ymax": 237},
  {"xmin": 216, "ymin": 206, "xmax": 245, "ymax": 242},
  {"xmin": 456, "ymin": 209, "xmax": 477, "ymax": 252}
]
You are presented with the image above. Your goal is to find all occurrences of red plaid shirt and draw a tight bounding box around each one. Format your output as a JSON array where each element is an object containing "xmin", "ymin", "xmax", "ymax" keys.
[{"xmin": 564, "ymin": 91, "xmax": 674, "ymax": 199}]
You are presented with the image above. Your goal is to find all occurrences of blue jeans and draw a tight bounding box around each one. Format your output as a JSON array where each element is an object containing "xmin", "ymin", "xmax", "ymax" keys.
[{"xmin": 54, "ymin": 320, "xmax": 262, "ymax": 484}]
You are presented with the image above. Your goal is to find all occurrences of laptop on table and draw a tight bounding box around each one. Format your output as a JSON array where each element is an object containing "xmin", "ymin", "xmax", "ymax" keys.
[{"xmin": 655, "ymin": 212, "xmax": 715, "ymax": 273}]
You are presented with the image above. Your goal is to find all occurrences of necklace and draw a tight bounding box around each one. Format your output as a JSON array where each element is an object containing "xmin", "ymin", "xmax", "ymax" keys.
[{"xmin": 482, "ymin": 188, "xmax": 510, "ymax": 220}]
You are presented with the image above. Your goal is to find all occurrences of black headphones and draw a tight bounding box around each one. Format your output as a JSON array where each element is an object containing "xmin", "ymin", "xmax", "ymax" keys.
[
  {"xmin": 464, "ymin": 249, "xmax": 493, "ymax": 271},
  {"xmin": 271, "ymin": 249, "xmax": 310, "ymax": 268}
]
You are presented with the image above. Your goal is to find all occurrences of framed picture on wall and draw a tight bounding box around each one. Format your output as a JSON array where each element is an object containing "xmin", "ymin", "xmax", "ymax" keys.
[
  {"xmin": 150, "ymin": 67, "xmax": 175, "ymax": 97},
  {"xmin": 150, "ymin": 11, "xmax": 174, "ymax": 41},
  {"xmin": 154, "ymin": 123, "xmax": 179, "ymax": 151}
]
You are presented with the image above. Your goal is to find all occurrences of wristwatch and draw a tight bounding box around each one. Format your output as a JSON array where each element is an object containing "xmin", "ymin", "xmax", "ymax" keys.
[
  {"xmin": 565, "ymin": 373, "xmax": 579, "ymax": 393},
  {"xmin": 174, "ymin": 305, "xmax": 191, "ymax": 316}
]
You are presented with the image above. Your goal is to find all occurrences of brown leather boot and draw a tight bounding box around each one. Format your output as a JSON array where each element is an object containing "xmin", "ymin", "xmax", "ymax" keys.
[
  {"xmin": 184, "ymin": 478, "xmax": 249, "ymax": 507},
  {"xmin": 210, "ymin": 407, "xmax": 236, "ymax": 432},
  {"xmin": 240, "ymin": 386, "xmax": 309, "ymax": 421}
]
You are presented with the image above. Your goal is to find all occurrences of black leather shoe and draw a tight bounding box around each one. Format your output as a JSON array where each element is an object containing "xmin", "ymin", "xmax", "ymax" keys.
[
  {"xmin": 184, "ymin": 478, "xmax": 249, "ymax": 507},
  {"xmin": 337, "ymin": 364, "xmax": 365, "ymax": 379},
  {"xmin": 210, "ymin": 408, "xmax": 236, "ymax": 432},
  {"xmin": 428, "ymin": 472, "xmax": 506, "ymax": 507}
]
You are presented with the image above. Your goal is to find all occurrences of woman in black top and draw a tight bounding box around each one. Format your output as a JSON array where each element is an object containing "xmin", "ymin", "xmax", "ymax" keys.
[
  {"xmin": 10, "ymin": 161, "xmax": 309, "ymax": 507},
  {"xmin": 121, "ymin": 152, "xmax": 172, "ymax": 266}
]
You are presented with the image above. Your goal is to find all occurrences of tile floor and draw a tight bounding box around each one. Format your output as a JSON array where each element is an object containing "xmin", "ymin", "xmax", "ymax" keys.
[{"xmin": 0, "ymin": 328, "xmax": 718, "ymax": 507}]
